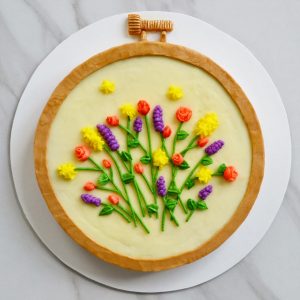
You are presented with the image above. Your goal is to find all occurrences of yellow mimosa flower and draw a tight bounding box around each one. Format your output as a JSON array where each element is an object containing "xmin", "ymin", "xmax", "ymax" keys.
[
  {"xmin": 99, "ymin": 80, "xmax": 115, "ymax": 94},
  {"xmin": 120, "ymin": 103, "xmax": 137, "ymax": 120},
  {"xmin": 194, "ymin": 112, "xmax": 219, "ymax": 137},
  {"xmin": 57, "ymin": 162, "xmax": 77, "ymax": 180},
  {"xmin": 81, "ymin": 127, "xmax": 104, "ymax": 151},
  {"xmin": 152, "ymin": 148, "xmax": 169, "ymax": 169},
  {"xmin": 195, "ymin": 166, "xmax": 212, "ymax": 184},
  {"xmin": 166, "ymin": 85, "xmax": 184, "ymax": 100}
]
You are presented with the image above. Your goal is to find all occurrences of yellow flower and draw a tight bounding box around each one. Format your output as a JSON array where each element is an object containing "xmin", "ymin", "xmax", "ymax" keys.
[
  {"xmin": 120, "ymin": 103, "xmax": 137, "ymax": 120},
  {"xmin": 152, "ymin": 148, "xmax": 169, "ymax": 169},
  {"xmin": 166, "ymin": 85, "xmax": 184, "ymax": 100},
  {"xmin": 81, "ymin": 127, "xmax": 104, "ymax": 151},
  {"xmin": 57, "ymin": 163, "xmax": 77, "ymax": 180},
  {"xmin": 99, "ymin": 80, "xmax": 115, "ymax": 94},
  {"xmin": 194, "ymin": 112, "xmax": 219, "ymax": 137},
  {"xmin": 195, "ymin": 167, "xmax": 212, "ymax": 184}
]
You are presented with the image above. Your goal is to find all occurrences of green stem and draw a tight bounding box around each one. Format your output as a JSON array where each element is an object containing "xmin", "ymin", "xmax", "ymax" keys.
[
  {"xmin": 117, "ymin": 150, "xmax": 130, "ymax": 172},
  {"xmin": 133, "ymin": 179, "xmax": 146, "ymax": 217},
  {"xmin": 178, "ymin": 195, "xmax": 188, "ymax": 214},
  {"xmin": 113, "ymin": 206, "xmax": 132, "ymax": 223},
  {"xmin": 96, "ymin": 186, "xmax": 118, "ymax": 194},
  {"xmin": 180, "ymin": 135, "xmax": 198, "ymax": 156},
  {"xmin": 74, "ymin": 167, "xmax": 99, "ymax": 171},
  {"xmin": 172, "ymin": 122, "xmax": 183, "ymax": 155},
  {"xmin": 161, "ymin": 208, "xmax": 166, "ymax": 231},
  {"xmin": 134, "ymin": 212, "xmax": 150, "ymax": 234},
  {"xmin": 141, "ymin": 173, "xmax": 154, "ymax": 193},
  {"xmin": 186, "ymin": 210, "xmax": 194, "ymax": 222},
  {"xmin": 104, "ymin": 146, "xmax": 137, "ymax": 226},
  {"xmin": 88, "ymin": 157, "xmax": 103, "ymax": 171},
  {"xmin": 161, "ymin": 134, "xmax": 170, "ymax": 159}
]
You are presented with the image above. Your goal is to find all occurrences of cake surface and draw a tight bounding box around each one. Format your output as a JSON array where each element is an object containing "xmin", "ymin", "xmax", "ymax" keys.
[{"xmin": 35, "ymin": 42, "xmax": 264, "ymax": 271}]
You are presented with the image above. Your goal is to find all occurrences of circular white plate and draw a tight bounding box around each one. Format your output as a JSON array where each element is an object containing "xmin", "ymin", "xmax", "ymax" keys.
[{"xmin": 10, "ymin": 12, "xmax": 291, "ymax": 293}]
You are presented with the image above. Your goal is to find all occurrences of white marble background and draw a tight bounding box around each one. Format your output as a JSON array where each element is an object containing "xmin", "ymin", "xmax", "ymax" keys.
[{"xmin": 0, "ymin": 0, "xmax": 299, "ymax": 299}]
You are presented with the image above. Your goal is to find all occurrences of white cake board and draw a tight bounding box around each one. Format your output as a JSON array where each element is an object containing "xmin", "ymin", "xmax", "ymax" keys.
[{"xmin": 10, "ymin": 12, "xmax": 291, "ymax": 293}]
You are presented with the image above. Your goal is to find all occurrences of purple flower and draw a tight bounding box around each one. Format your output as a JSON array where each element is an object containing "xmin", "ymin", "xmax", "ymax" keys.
[
  {"xmin": 198, "ymin": 185, "xmax": 213, "ymax": 200},
  {"xmin": 156, "ymin": 176, "xmax": 167, "ymax": 197},
  {"xmin": 133, "ymin": 116, "xmax": 143, "ymax": 132},
  {"xmin": 153, "ymin": 105, "xmax": 164, "ymax": 133},
  {"xmin": 81, "ymin": 194, "xmax": 101, "ymax": 206},
  {"xmin": 205, "ymin": 140, "xmax": 224, "ymax": 156},
  {"xmin": 97, "ymin": 124, "xmax": 120, "ymax": 151}
]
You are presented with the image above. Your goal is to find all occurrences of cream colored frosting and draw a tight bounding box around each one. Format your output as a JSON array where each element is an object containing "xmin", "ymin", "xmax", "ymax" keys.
[{"xmin": 47, "ymin": 56, "xmax": 251, "ymax": 259}]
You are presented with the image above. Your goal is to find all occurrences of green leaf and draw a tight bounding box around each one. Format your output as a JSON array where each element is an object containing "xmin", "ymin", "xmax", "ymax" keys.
[
  {"xmin": 147, "ymin": 204, "xmax": 158, "ymax": 216},
  {"xmin": 187, "ymin": 199, "xmax": 197, "ymax": 211},
  {"xmin": 213, "ymin": 163, "xmax": 227, "ymax": 176},
  {"xmin": 200, "ymin": 155, "xmax": 213, "ymax": 166},
  {"xmin": 97, "ymin": 173, "xmax": 110, "ymax": 186},
  {"xmin": 165, "ymin": 198, "xmax": 178, "ymax": 211},
  {"xmin": 185, "ymin": 178, "xmax": 196, "ymax": 190},
  {"xmin": 140, "ymin": 155, "xmax": 151, "ymax": 164},
  {"xmin": 99, "ymin": 205, "xmax": 114, "ymax": 216},
  {"xmin": 127, "ymin": 138, "xmax": 139, "ymax": 148},
  {"xmin": 178, "ymin": 160, "xmax": 190, "ymax": 170},
  {"xmin": 121, "ymin": 173, "xmax": 135, "ymax": 184},
  {"xmin": 197, "ymin": 200, "xmax": 208, "ymax": 210},
  {"xmin": 167, "ymin": 181, "xmax": 180, "ymax": 195},
  {"xmin": 120, "ymin": 151, "xmax": 132, "ymax": 162},
  {"xmin": 176, "ymin": 130, "xmax": 189, "ymax": 141}
]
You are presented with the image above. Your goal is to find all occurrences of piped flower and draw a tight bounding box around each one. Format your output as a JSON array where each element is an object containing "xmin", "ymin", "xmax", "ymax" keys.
[
  {"xmin": 81, "ymin": 194, "xmax": 101, "ymax": 206},
  {"xmin": 223, "ymin": 166, "xmax": 238, "ymax": 182},
  {"xmin": 167, "ymin": 85, "xmax": 183, "ymax": 100},
  {"xmin": 198, "ymin": 185, "xmax": 213, "ymax": 200},
  {"xmin": 134, "ymin": 162, "xmax": 144, "ymax": 174},
  {"xmin": 194, "ymin": 113, "xmax": 219, "ymax": 137},
  {"xmin": 57, "ymin": 163, "xmax": 77, "ymax": 180},
  {"xmin": 106, "ymin": 115, "xmax": 119, "ymax": 126},
  {"xmin": 195, "ymin": 166, "xmax": 212, "ymax": 184},
  {"xmin": 162, "ymin": 125, "xmax": 172, "ymax": 138},
  {"xmin": 172, "ymin": 153, "xmax": 184, "ymax": 166},
  {"xmin": 74, "ymin": 145, "xmax": 91, "ymax": 161},
  {"xmin": 102, "ymin": 159, "xmax": 112, "ymax": 169},
  {"xmin": 153, "ymin": 105, "xmax": 164, "ymax": 133},
  {"xmin": 197, "ymin": 137, "xmax": 209, "ymax": 148},
  {"xmin": 120, "ymin": 103, "xmax": 137, "ymax": 120},
  {"xmin": 156, "ymin": 176, "xmax": 167, "ymax": 197},
  {"xmin": 81, "ymin": 127, "xmax": 104, "ymax": 151},
  {"xmin": 99, "ymin": 80, "xmax": 115, "ymax": 94},
  {"xmin": 97, "ymin": 124, "xmax": 120, "ymax": 151},
  {"xmin": 84, "ymin": 181, "xmax": 96, "ymax": 191},
  {"xmin": 137, "ymin": 100, "xmax": 150, "ymax": 115},
  {"xmin": 152, "ymin": 148, "xmax": 169, "ymax": 169},
  {"xmin": 133, "ymin": 116, "xmax": 143, "ymax": 132},
  {"xmin": 108, "ymin": 194, "xmax": 120, "ymax": 205},
  {"xmin": 176, "ymin": 107, "xmax": 192, "ymax": 122},
  {"xmin": 205, "ymin": 140, "xmax": 224, "ymax": 156}
]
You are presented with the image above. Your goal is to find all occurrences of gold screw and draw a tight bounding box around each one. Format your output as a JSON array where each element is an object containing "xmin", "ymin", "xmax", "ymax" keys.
[{"xmin": 128, "ymin": 14, "xmax": 173, "ymax": 36}]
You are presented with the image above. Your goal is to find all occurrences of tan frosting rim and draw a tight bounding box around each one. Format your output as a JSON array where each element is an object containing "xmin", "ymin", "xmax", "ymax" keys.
[{"xmin": 34, "ymin": 41, "xmax": 264, "ymax": 272}]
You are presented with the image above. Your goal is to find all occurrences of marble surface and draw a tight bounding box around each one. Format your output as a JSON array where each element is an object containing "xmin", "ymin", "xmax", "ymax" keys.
[{"xmin": 1, "ymin": 0, "xmax": 299, "ymax": 299}]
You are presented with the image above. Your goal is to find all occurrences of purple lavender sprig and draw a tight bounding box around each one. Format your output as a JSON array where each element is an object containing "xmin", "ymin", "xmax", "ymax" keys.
[
  {"xmin": 153, "ymin": 105, "xmax": 164, "ymax": 133},
  {"xmin": 198, "ymin": 185, "xmax": 213, "ymax": 200},
  {"xmin": 205, "ymin": 140, "xmax": 224, "ymax": 156},
  {"xmin": 133, "ymin": 116, "xmax": 143, "ymax": 133},
  {"xmin": 156, "ymin": 176, "xmax": 167, "ymax": 197},
  {"xmin": 81, "ymin": 194, "xmax": 101, "ymax": 206},
  {"xmin": 97, "ymin": 124, "xmax": 120, "ymax": 151}
]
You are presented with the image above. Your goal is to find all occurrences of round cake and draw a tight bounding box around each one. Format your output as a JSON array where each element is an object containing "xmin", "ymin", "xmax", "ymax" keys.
[{"xmin": 34, "ymin": 40, "xmax": 264, "ymax": 271}]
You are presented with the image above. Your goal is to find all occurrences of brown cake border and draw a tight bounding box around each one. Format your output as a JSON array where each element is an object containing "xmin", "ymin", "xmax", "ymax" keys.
[{"xmin": 34, "ymin": 41, "xmax": 264, "ymax": 272}]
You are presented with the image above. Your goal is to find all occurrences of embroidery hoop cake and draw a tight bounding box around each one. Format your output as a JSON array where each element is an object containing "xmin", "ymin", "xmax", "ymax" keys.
[{"xmin": 34, "ymin": 14, "xmax": 264, "ymax": 272}]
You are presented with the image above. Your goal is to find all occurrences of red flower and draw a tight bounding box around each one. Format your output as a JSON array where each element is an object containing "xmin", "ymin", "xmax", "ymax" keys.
[
  {"xmin": 102, "ymin": 159, "xmax": 112, "ymax": 169},
  {"xmin": 83, "ymin": 181, "xmax": 96, "ymax": 191},
  {"xmin": 223, "ymin": 166, "xmax": 238, "ymax": 182},
  {"xmin": 106, "ymin": 115, "xmax": 119, "ymax": 126},
  {"xmin": 176, "ymin": 107, "xmax": 192, "ymax": 122},
  {"xmin": 197, "ymin": 137, "xmax": 209, "ymax": 148},
  {"xmin": 137, "ymin": 100, "xmax": 150, "ymax": 115},
  {"xmin": 162, "ymin": 125, "xmax": 172, "ymax": 138},
  {"xmin": 172, "ymin": 153, "xmax": 184, "ymax": 166},
  {"xmin": 74, "ymin": 145, "xmax": 91, "ymax": 161},
  {"xmin": 108, "ymin": 194, "xmax": 119, "ymax": 205},
  {"xmin": 134, "ymin": 162, "xmax": 144, "ymax": 174}
]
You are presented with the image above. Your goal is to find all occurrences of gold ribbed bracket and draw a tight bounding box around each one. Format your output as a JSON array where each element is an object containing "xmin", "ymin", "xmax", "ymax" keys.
[{"xmin": 128, "ymin": 14, "xmax": 173, "ymax": 42}]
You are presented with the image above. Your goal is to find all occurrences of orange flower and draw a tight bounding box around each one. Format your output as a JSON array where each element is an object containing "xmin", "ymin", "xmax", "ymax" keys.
[
  {"xmin": 223, "ymin": 166, "xmax": 238, "ymax": 182},
  {"xmin": 74, "ymin": 145, "xmax": 91, "ymax": 161},
  {"xmin": 108, "ymin": 194, "xmax": 119, "ymax": 205},
  {"xmin": 134, "ymin": 162, "xmax": 144, "ymax": 174},
  {"xmin": 172, "ymin": 153, "xmax": 184, "ymax": 166},
  {"xmin": 83, "ymin": 181, "xmax": 96, "ymax": 191},
  {"xmin": 162, "ymin": 125, "xmax": 172, "ymax": 138},
  {"xmin": 102, "ymin": 159, "xmax": 112, "ymax": 169},
  {"xmin": 137, "ymin": 100, "xmax": 150, "ymax": 115},
  {"xmin": 176, "ymin": 107, "xmax": 192, "ymax": 122},
  {"xmin": 106, "ymin": 115, "xmax": 119, "ymax": 126},
  {"xmin": 197, "ymin": 137, "xmax": 209, "ymax": 148}
]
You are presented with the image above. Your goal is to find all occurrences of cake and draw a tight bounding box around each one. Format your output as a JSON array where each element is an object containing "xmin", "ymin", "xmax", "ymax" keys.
[{"xmin": 34, "ymin": 15, "xmax": 264, "ymax": 271}]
